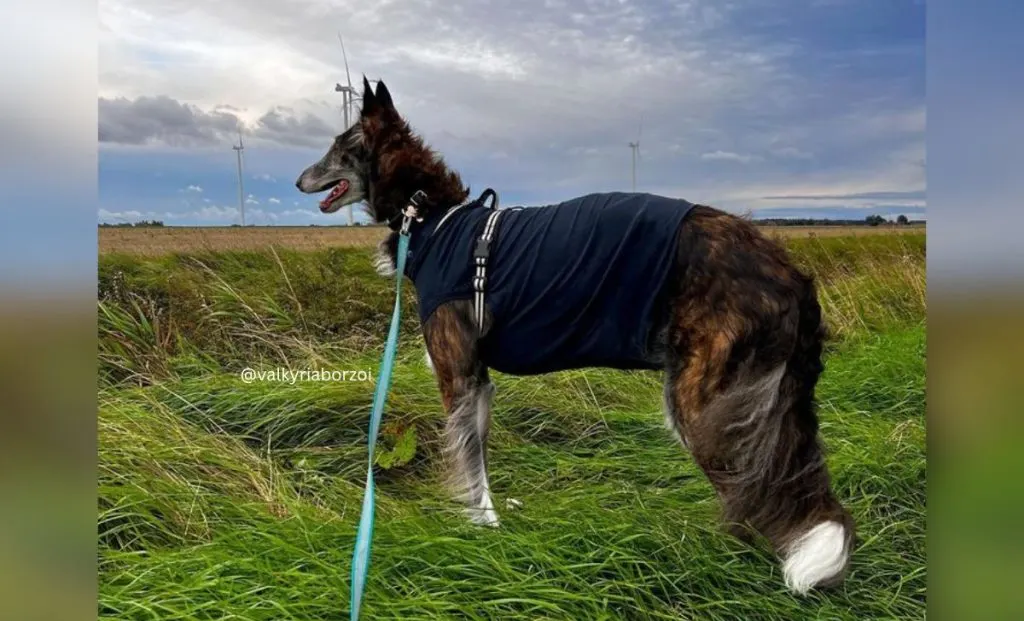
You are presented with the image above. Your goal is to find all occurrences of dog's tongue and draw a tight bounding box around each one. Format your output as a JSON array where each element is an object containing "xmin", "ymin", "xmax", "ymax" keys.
[{"xmin": 319, "ymin": 180, "xmax": 350, "ymax": 210}]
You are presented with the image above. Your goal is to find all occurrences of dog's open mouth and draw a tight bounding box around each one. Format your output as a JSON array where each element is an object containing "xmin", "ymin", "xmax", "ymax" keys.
[{"xmin": 319, "ymin": 180, "xmax": 350, "ymax": 213}]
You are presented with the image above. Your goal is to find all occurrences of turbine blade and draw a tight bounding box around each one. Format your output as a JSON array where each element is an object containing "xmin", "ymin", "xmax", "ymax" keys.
[
  {"xmin": 637, "ymin": 115, "xmax": 643, "ymax": 141},
  {"xmin": 338, "ymin": 32, "xmax": 353, "ymax": 89}
]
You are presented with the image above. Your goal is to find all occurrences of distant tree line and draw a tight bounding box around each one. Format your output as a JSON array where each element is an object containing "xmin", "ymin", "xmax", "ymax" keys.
[
  {"xmin": 754, "ymin": 214, "xmax": 918, "ymax": 227},
  {"xmin": 99, "ymin": 220, "xmax": 165, "ymax": 228}
]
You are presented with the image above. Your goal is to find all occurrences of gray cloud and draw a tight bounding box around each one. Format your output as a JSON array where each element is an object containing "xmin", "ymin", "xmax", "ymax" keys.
[
  {"xmin": 701, "ymin": 150, "xmax": 762, "ymax": 164},
  {"xmin": 99, "ymin": 0, "xmax": 819, "ymax": 155},
  {"xmin": 98, "ymin": 96, "xmax": 337, "ymax": 149},
  {"xmin": 250, "ymin": 106, "xmax": 336, "ymax": 148},
  {"xmin": 99, "ymin": 95, "xmax": 239, "ymax": 147}
]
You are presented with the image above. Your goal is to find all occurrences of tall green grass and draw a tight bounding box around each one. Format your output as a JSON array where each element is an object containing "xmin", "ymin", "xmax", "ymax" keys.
[{"xmin": 98, "ymin": 233, "xmax": 925, "ymax": 619}]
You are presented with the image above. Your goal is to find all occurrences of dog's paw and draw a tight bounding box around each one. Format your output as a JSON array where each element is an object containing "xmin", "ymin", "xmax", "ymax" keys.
[
  {"xmin": 373, "ymin": 243, "xmax": 397, "ymax": 277},
  {"xmin": 466, "ymin": 506, "xmax": 500, "ymax": 528}
]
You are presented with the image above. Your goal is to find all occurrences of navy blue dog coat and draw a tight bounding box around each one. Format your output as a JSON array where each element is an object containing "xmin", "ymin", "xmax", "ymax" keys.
[{"xmin": 404, "ymin": 192, "xmax": 694, "ymax": 375}]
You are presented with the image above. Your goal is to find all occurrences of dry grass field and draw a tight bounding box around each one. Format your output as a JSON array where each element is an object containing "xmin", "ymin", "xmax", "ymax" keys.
[
  {"xmin": 99, "ymin": 225, "xmax": 386, "ymax": 256},
  {"xmin": 99, "ymin": 223, "xmax": 925, "ymax": 255}
]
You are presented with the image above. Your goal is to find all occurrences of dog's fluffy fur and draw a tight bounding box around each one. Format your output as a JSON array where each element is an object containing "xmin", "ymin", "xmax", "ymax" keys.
[{"xmin": 296, "ymin": 78, "xmax": 854, "ymax": 594}]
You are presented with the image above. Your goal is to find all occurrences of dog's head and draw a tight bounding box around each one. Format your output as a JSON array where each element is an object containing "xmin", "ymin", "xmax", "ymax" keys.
[
  {"xmin": 295, "ymin": 78, "xmax": 468, "ymax": 225},
  {"xmin": 293, "ymin": 76, "xmax": 383, "ymax": 215}
]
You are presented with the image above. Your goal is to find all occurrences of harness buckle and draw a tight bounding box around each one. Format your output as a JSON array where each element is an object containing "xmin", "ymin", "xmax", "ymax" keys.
[{"xmin": 473, "ymin": 238, "xmax": 491, "ymax": 261}]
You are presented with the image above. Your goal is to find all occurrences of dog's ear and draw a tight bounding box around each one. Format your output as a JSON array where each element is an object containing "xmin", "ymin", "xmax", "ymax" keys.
[
  {"xmin": 374, "ymin": 80, "xmax": 395, "ymax": 113},
  {"xmin": 361, "ymin": 75, "xmax": 378, "ymax": 116}
]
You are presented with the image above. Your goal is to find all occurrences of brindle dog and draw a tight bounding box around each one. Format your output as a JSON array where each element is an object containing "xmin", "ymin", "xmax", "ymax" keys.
[{"xmin": 296, "ymin": 77, "xmax": 854, "ymax": 595}]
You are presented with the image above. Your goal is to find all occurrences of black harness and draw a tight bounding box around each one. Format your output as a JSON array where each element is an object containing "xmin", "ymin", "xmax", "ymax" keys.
[
  {"xmin": 469, "ymin": 189, "xmax": 502, "ymax": 331},
  {"xmin": 393, "ymin": 188, "xmax": 506, "ymax": 333},
  {"xmin": 402, "ymin": 191, "xmax": 694, "ymax": 375}
]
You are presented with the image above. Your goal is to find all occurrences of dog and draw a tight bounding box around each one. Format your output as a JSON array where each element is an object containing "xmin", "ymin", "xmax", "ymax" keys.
[{"xmin": 296, "ymin": 77, "xmax": 854, "ymax": 595}]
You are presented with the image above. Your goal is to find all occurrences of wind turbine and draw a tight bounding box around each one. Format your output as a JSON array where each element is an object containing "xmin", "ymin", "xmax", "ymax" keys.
[
  {"xmin": 628, "ymin": 117, "xmax": 643, "ymax": 192},
  {"xmin": 335, "ymin": 33, "xmax": 358, "ymax": 132},
  {"xmin": 334, "ymin": 32, "xmax": 361, "ymax": 226},
  {"xmin": 333, "ymin": 34, "xmax": 380, "ymax": 226},
  {"xmin": 233, "ymin": 128, "xmax": 246, "ymax": 226},
  {"xmin": 334, "ymin": 34, "xmax": 379, "ymax": 126}
]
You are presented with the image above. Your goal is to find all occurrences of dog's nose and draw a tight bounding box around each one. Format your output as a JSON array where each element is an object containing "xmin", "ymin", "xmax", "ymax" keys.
[{"xmin": 295, "ymin": 177, "xmax": 303, "ymax": 191}]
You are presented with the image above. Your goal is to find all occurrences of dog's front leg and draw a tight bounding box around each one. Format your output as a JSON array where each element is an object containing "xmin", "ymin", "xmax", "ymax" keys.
[{"xmin": 424, "ymin": 302, "xmax": 499, "ymax": 527}]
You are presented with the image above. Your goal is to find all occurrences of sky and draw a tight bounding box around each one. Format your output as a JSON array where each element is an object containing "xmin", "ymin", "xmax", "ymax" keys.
[{"xmin": 97, "ymin": 0, "xmax": 926, "ymax": 226}]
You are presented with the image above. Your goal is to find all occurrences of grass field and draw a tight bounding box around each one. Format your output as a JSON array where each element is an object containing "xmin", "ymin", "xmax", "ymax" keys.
[
  {"xmin": 98, "ymin": 232, "xmax": 926, "ymax": 619},
  {"xmin": 99, "ymin": 223, "xmax": 926, "ymax": 256},
  {"xmin": 99, "ymin": 225, "xmax": 387, "ymax": 256}
]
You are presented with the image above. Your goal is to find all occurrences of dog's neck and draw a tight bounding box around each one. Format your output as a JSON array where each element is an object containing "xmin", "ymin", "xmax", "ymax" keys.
[
  {"xmin": 374, "ymin": 190, "xmax": 460, "ymax": 279},
  {"xmin": 375, "ymin": 185, "xmax": 466, "ymax": 230},
  {"xmin": 365, "ymin": 132, "xmax": 470, "ymax": 276},
  {"xmin": 366, "ymin": 137, "xmax": 469, "ymax": 228}
]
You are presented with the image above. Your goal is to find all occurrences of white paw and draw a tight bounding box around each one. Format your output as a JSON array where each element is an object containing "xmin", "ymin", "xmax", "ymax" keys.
[
  {"xmin": 505, "ymin": 498, "xmax": 523, "ymax": 510},
  {"xmin": 467, "ymin": 506, "xmax": 500, "ymax": 527},
  {"xmin": 373, "ymin": 245, "xmax": 396, "ymax": 277},
  {"xmin": 424, "ymin": 350, "xmax": 435, "ymax": 374}
]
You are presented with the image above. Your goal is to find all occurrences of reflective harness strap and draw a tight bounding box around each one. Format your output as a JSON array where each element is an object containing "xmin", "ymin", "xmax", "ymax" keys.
[
  {"xmin": 472, "ymin": 209, "xmax": 504, "ymax": 332},
  {"xmin": 434, "ymin": 198, "xmax": 472, "ymax": 232}
]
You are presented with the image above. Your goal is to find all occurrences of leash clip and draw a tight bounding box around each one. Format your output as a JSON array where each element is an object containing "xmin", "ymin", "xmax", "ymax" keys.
[
  {"xmin": 400, "ymin": 190, "xmax": 427, "ymax": 235},
  {"xmin": 405, "ymin": 190, "xmax": 427, "ymax": 221},
  {"xmin": 397, "ymin": 189, "xmax": 425, "ymax": 235}
]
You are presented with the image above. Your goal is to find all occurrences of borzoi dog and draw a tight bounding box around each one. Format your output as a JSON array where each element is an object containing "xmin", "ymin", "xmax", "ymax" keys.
[{"xmin": 296, "ymin": 78, "xmax": 854, "ymax": 595}]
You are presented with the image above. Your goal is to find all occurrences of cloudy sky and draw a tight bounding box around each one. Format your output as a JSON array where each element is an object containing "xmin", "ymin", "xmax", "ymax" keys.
[{"xmin": 97, "ymin": 0, "xmax": 925, "ymax": 226}]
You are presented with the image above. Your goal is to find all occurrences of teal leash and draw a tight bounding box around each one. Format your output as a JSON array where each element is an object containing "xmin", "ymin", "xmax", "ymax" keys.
[{"xmin": 349, "ymin": 226, "xmax": 412, "ymax": 620}]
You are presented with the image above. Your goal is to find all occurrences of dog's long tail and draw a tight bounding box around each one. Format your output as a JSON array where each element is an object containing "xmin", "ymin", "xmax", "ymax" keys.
[
  {"xmin": 701, "ymin": 274, "xmax": 854, "ymax": 594},
  {"xmin": 774, "ymin": 278, "xmax": 854, "ymax": 594}
]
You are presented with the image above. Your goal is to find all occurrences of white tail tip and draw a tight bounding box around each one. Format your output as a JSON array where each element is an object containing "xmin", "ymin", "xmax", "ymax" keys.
[
  {"xmin": 425, "ymin": 350, "xmax": 435, "ymax": 374},
  {"xmin": 782, "ymin": 520, "xmax": 850, "ymax": 595}
]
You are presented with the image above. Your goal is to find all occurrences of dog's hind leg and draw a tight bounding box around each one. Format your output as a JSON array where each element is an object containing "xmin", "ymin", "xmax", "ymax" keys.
[
  {"xmin": 664, "ymin": 207, "xmax": 854, "ymax": 594},
  {"xmin": 666, "ymin": 297, "xmax": 852, "ymax": 593},
  {"xmin": 424, "ymin": 301, "xmax": 499, "ymax": 527}
]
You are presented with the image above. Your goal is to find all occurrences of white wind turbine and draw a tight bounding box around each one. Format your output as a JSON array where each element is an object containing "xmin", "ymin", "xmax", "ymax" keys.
[
  {"xmin": 333, "ymin": 33, "xmax": 378, "ymax": 225},
  {"xmin": 232, "ymin": 128, "xmax": 246, "ymax": 226},
  {"xmin": 335, "ymin": 33, "xmax": 358, "ymax": 132},
  {"xmin": 334, "ymin": 33, "xmax": 357, "ymax": 226},
  {"xmin": 628, "ymin": 117, "xmax": 643, "ymax": 192}
]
